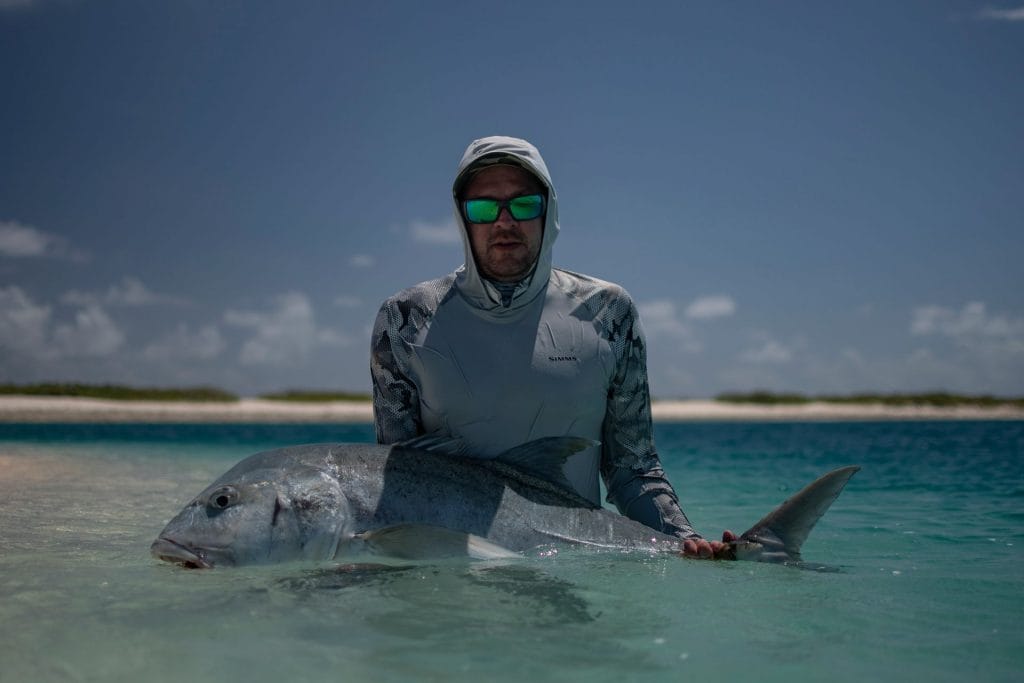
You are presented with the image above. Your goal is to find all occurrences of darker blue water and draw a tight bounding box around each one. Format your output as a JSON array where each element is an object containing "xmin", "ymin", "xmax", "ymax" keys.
[
  {"xmin": 5, "ymin": 419, "xmax": 1019, "ymax": 473},
  {"xmin": 4, "ymin": 419, "xmax": 1019, "ymax": 507},
  {"xmin": 1, "ymin": 420, "xmax": 1022, "ymax": 682},
  {"xmin": 0, "ymin": 422, "xmax": 377, "ymax": 448}
]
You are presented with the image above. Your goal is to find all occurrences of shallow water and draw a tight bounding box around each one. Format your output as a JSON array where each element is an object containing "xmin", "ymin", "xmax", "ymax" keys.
[{"xmin": 0, "ymin": 422, "xmax": 1021, "ymax": 682}]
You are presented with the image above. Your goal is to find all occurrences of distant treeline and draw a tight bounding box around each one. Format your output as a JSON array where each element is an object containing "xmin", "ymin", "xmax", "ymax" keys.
[
  {"xmin": 715, "ymin": 391, "xmax": 1024, "ymax": 408},
  {"xmin": 258, "ymin": 390, "xmax": 372, "ymax": 402},
  {"xmin": 0, "ymin": 383, "xmax": 373, "ymax": 402},
  {"xmin": 0, "ymin": 383, "xmax": 238, "ymax": 402},
  {"xmin": 3, "ymin": 383, "xmax": 1019, "ymax": 407}
]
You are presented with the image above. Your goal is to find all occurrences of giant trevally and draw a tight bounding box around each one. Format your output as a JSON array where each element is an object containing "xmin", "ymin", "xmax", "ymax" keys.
[{"xmin": 151, "ymin": 436, "xmax": 859, "ymax": 569}]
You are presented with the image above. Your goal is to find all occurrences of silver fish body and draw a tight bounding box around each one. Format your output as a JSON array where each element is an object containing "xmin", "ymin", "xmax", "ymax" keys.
[{"xmin": 151, "ymin": 436, "xmax": 858, "ymax": 568}]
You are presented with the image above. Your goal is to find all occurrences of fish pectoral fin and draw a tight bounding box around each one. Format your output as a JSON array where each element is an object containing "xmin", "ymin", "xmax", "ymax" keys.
[{"xmin": 356, "ymin": 524, "xmax": 520, "ymax": 560}]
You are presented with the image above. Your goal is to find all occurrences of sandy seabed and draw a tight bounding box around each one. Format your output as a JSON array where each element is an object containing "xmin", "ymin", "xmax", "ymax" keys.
[{"xmin": 1, "ymin": 395, "xmax": 1022, "ymax": 423}]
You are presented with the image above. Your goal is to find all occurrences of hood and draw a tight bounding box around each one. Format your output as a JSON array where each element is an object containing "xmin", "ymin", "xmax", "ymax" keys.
[{"xmin": 451, "ymin": 136, "xmax": 559, "ymax": 316}]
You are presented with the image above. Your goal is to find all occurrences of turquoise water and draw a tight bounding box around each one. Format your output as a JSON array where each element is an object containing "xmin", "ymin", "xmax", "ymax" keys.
[{"xmin": 0, "ymin": 421, "xmax": 1021, "ymax": 682}]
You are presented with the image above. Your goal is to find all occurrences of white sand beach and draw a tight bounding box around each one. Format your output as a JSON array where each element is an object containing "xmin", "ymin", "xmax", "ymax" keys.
[
  {"xmin": 1, "ymin": 395, "xmax": 1022, "ymax": 423},
  {"xmin": 651, "ymin": 400, "xmax": 1024, "ymax": 421},
  {"xmin": 0, "ymin": 396, "xmax": 374, "ymax": 423}
]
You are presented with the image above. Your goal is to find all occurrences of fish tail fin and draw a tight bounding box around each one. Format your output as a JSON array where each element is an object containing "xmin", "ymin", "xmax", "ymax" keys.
[{"xmin": 733, "ymin": 466, "xmax": 860, "ymax": 563}]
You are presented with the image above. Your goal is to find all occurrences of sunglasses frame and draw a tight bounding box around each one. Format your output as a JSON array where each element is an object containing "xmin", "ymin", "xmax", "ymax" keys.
[{"xmin": 462, "ymin": 193, "xmax": 546, "ymax": 224}]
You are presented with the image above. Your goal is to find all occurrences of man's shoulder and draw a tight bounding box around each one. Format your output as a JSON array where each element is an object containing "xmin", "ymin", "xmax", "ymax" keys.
[
  {"xmin": 380, "ymin": 274, "xmax": 458, "ymax": 313},
  {"xmin": 551, "ymin": 269, "xmax": 644, "ymax": 350},
  {"xmin": 374, "ymin": 274, "xmax": 458, "ymax": 339},
  {"xmin": 551, "ymin": 268, "xmax": 635, "ymax": 309}
]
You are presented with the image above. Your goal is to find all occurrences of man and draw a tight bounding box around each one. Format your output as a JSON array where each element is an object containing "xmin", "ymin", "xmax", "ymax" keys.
[{"xmin": 371, "ymin": 136, "xmax": 729, "ymax": 558}]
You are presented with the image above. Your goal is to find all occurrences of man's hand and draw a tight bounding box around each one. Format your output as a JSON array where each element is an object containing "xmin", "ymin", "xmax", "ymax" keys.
[{"xmin": 681, "ymin": 530, "xmax": 737, "ymax": 559}]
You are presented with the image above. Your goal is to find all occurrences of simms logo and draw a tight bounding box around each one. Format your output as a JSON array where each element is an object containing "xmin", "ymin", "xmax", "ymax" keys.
[{"xmin": 548, "ymin": 355, "xmax": 578, "ymax": 362}]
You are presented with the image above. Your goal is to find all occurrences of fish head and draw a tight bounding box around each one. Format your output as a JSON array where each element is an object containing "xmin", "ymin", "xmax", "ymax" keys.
[{"xmin": 151, "ymin": 463, "xmax": 351, "ymax": 568}]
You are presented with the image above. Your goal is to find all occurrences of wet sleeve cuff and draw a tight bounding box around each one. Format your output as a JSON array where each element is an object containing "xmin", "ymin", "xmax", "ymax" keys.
[{"xmin": 606, "ymin": 472, "xmax": 702, "ymax": 541}]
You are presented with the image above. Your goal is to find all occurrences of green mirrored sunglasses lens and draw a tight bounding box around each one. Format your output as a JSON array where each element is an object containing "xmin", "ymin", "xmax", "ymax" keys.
[
  {"xmin": 508, "ymin": 194, "xmax": 544, "ymax": 220},
  {"xmin": 465, "ymin": 199, "xmax": 500, "ymax": 223},
  {"xmin": 464, "ymin": 194, "xmax": 544, "ymax": 223}
]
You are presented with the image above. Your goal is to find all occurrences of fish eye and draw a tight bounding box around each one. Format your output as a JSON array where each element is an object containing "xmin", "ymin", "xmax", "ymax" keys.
[{"xmin": 208, "ymin": 485, "xmax": 239, "ymax": 510}]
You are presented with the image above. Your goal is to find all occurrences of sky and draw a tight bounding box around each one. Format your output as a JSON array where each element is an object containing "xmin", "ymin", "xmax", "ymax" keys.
[{"xmin": 1, "ymin": 1, "xmax": 1022, "ymax": 398}]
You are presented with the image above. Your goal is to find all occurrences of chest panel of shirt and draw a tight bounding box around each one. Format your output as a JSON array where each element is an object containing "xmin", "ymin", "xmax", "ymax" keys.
[{"xmin": 409, "ymin": 286, "xmax": 616, "ymax": 455}]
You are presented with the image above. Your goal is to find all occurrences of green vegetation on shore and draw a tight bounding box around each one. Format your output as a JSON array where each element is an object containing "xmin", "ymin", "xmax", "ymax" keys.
[
  {"xmin": 0, "ymin": 383, "xmax": 372, "ymax": 403},
  {"xmin": 0, "ymin": 383, "xmax": 238, "ymax": 402},
  {"xmin": 4, "ymin": 384, "xmax": 1021, "ymax": 408},
  {"xmin": 715, "ymin": 391, "xmax": 1024, "ymax": 408},
  {"xmin": 258, "ymin": 390, "xmax": 372, "ymax": 402}
]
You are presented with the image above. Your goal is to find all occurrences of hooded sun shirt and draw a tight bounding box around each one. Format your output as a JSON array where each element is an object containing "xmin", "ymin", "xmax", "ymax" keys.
[{"xmin": 371, "ymin": 136, "xmax": 699, "ymax": 540}]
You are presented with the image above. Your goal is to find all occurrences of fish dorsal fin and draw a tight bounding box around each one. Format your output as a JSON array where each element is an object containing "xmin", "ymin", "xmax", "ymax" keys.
[
  {"xmin": 394, "ymin": 433, "xmax": 468, "ymax": 457},
  {"xmin": 739, "ymin": 466, "xmax": 860, "ymax": 562},
  {"xmin": 493, "ymin": 436, "xmax": 598, "ymax": 493},
  {"xmin": 396, "ymin": 434, "xmax": 599, "ymax": 508},
  {"xmin": 357, "ymin": 524, "xmax": 519, "ymax": 560}
]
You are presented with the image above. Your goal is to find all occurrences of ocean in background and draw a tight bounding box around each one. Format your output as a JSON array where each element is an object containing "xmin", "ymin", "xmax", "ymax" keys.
[{"xmin": 0, "ymin": 421, "xmax": 1021, "ymax": 682}]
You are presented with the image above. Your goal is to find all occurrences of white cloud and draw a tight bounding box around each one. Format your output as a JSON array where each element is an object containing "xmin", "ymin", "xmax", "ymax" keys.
[
  {"xmin": 685, "ymin": 295, "xmax": 736, "ymax": 320},
  {"xmin": 51, "ymin": 304, "xmax": 124, "ymax": 357},
  {"xmin": 349, "ymin": 254, "xmax": 375, "ymax": 268},
  {"xmin": 106, "ymin": 277, "xmax": 176, "ymax": 306},
  {"xmin": 143, "ymin": 324, "xmax": 225, "ymax": 361},
  {"xmin": 411, "ymin": 218, "xmax": 461, "ymax": 245},
  {"xmin": 839, "ymin": 347, "xmax": 866, "ymax": 365},
  {"xmin": 313, "ymin": 328, "xmax": 349, "ymax": 347},
  {"xmin": 334, "ymin": 295, "xmax": 362, "ymax": 308},
  {"xmin": 977, "ymin": 6, "xmax": 1024, "ymax": 21},
  {"xmin": 638, "ymin": 299, "xmax": 701, "ymax": 352},
  {"xmin": 911, "ymin": 302, "xmax": 1024, "ymax": 357},
  {"xmin": 740, "ymin": 338, "xmax": 794, "ymax": 364},
  {"xmin": 0, "ymin": 286, "xmax": 123, "ymax": 359},
  {"xmin": 0, "ymin": 286, "xmax": 51, "ymax": 355},
  {"xmin": 0, "ymin": 220, "xmax": 88, "ymax": 261},
  {"xmin": 60, "ymin": 291, "xmax": 97, "ymax": 307},
  {"xmin": 912, "ymin": 302, "xmax": 1024, "ymax": 339},
  {"xmin": 0, "ymin": 221, "xmax": 49, "ymax": 256},
  {"xmin": 62, "ymin": 276, "xmax": 185, "ymax": 308},
  {"xmin": 0, "ymin": 0, "xmax": 38, "ymax": 10},
  {"xmin": 224, "ymin": 291, "xmax": 352, "ymax": 366}
]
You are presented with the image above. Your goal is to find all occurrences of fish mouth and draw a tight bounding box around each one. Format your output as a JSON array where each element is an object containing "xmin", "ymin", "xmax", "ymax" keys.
[{"xmin": 151, "ymin": 537, "xmax": 214, "ymax": 569}]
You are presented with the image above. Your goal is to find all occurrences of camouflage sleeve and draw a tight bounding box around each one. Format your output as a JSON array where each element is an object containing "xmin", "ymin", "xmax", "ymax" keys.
[
  {"xmin": 599, "ymin": 293, "xmax": 702, "ymax": 541},
  {"xmin": 370, "ymin": 298, "xmax": 423, "ymax": 444}
]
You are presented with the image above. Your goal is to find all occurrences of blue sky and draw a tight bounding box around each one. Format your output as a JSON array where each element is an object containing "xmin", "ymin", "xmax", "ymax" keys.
[{"xmin": 1, "ymin": 1, "xmax": 1022, "ymax": 398}]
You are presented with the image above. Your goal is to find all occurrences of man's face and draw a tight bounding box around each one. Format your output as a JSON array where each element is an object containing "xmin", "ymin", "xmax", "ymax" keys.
[{"xmin": 461, "ymin": 165, "xmax": 545, "ymax": 283}]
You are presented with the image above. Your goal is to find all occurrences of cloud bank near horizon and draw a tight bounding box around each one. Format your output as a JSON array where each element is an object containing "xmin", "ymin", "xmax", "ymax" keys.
[{"xmin": 3, "ymin": 276, "xmax": 1022, "ymax": 396}]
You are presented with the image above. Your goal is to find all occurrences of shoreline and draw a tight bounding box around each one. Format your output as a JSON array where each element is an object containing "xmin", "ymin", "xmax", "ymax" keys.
[{"xmin": 1, "ymin": 395, "xmax": 1022, "ymax": 424}]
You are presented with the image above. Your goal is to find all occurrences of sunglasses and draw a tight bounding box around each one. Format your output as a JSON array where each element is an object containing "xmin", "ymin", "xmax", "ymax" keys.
[{"xmin": 462, "ymin": 194, "xmax": 545, "ymax": 224}]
